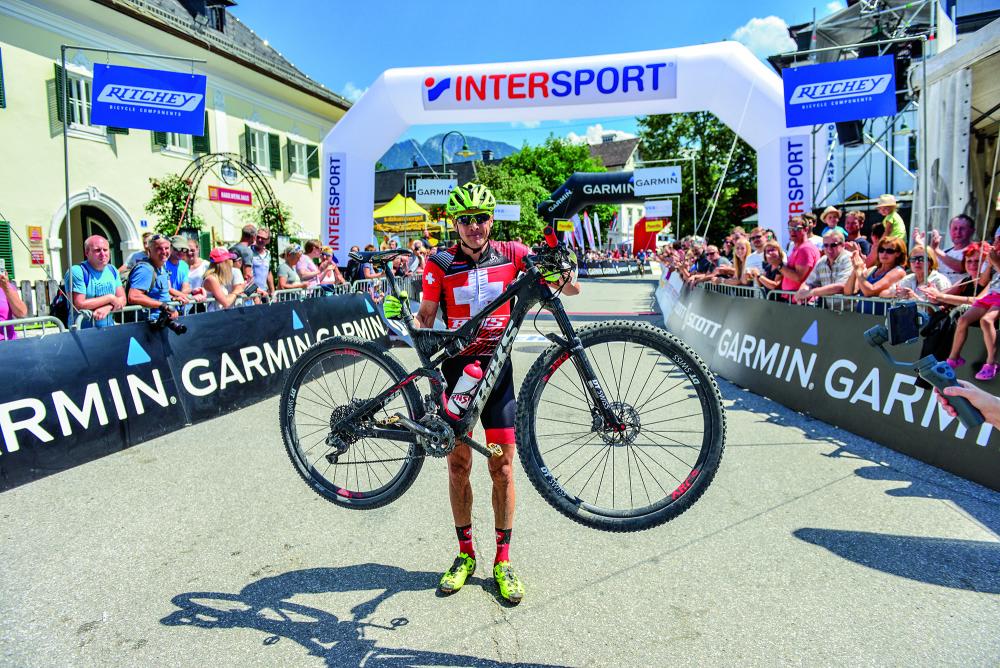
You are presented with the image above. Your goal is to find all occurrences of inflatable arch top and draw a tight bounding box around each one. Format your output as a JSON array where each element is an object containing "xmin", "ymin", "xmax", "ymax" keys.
[{"xmin": 321, "ymin": 42, "xmax": 813, "ymax": 252}]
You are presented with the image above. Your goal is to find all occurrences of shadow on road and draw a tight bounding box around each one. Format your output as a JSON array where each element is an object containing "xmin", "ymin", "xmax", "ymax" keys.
[
  {"xmin": 794, "ymin": 528, "xmax": 1000, "ymax": 593},
  {"xmin": 161, "ymin": 563, "xmax": 565, "ymax": 667}
]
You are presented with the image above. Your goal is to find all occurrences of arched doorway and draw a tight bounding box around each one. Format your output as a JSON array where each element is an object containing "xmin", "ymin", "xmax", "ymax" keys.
[
  {"xmin": 78, "ymin": 206, "xmax": 123, "ymax": 268},
  {"xmin": 49, "ymin": 188, "xmax": 140, "ymax": 275}
]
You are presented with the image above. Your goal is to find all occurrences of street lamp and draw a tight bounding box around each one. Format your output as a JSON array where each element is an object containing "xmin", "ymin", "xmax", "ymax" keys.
[{"xmin": 440, "ymin": 130, "xmax": 476, "ymax": 174}]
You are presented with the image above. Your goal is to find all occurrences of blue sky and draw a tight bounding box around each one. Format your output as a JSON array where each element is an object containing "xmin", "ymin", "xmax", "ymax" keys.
[{"xmin": 230, "ymin": 0, "xmax": 844, "ymax": 148}]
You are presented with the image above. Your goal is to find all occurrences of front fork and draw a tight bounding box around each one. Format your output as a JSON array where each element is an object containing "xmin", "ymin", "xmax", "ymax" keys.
[{"xmin": 546, "ymin": 298, "xmax": 622, "ymax": 431}]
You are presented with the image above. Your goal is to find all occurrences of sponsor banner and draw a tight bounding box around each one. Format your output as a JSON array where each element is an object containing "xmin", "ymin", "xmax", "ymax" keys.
[
  {"xmin": 555, "ymin": 220, "xmax": 574, "ymax": 232},
  {"xmin": 633, "ymin": 166, "xmax": 682, "ymax": 196},
  {"xmin": 30, "ymin": 251, "xmax": 46, "ymax": 265},
  {"xmin": 783, "ymin": 55, "xmax": 897, "ymax": 127},
  {"xmin": 208, "ymin": 185, "xmax": 253, "ymax": 206},
  {"xmin": 645, "ymin": 219, "xmax": 665, "ymax": 233},
  {"xmin": 27, "ymin": 226, "xmax": 44, "ymax": 247},
  {"xmin": 90, "ymin": 64, "xmax": 207, "ymax": 134},
  {"xmin": 780, "ymin": 135, "xmax": 811, "ymax": 222},
  {"xmin": 0, "ymin": 295, "xmax": 390, "ymax": 490},
  {"xmin": 493, "ymin": 204, "xmax": 521, "ymax": 221},
  {"xmin": 644, "ymin": 199, "xmax": 673, "ymax": 218},
  {"xmin": 659, "ymin": 286, "xmax": 1000, "ymax": 492},
  {"xmin": 413, "ymin": 178, "xmax": 458, "ymax": 204},
  {"xmin": 422, "ymin": 60, "xmax": 677, "ymax": 110},
  {"xmin": 325, "ymin": 152, "xmax": 346, "ymax": 253}
]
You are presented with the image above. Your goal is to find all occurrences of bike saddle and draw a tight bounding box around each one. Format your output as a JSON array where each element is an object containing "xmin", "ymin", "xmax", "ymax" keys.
[{"xmin": 349, "ymin": 249, "xmax": 413, "ymax": 264}]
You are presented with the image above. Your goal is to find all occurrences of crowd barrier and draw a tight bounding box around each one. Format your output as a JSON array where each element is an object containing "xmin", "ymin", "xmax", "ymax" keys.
[
  {"xmin": 577, "ymin": 260, "xmax": 649, "ymax": 278},
  {"xmin": 656, "ymin": 274, "xmax": 1000, "ymax": 492},
  {"xmin": 0, "ymin": 291, "xmax": 393, "ymax": 490}
]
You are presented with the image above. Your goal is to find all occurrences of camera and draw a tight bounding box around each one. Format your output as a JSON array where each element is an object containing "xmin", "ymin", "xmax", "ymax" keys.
[
  {"xmin": 151, "ymin": 305, "xmax": 187, "ymax": 335},
  {"xmin": 886, "ymin": 302, "xmax": 921, "ymax": 346}
]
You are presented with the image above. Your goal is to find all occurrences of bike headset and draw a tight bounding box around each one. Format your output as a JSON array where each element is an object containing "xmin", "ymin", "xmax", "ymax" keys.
[{"xmin": 445, "ymin": 182, "xmax": 497, "ymax": 255}]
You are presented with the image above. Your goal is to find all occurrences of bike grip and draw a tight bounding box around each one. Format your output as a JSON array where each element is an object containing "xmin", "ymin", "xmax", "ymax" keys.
[
  {"xmin": 543, "ymin": 226, "xmax": 558, "ymax": 248},
  {"xmin": 916, "ymin": 357, "xmax": 985, "ymax": 431}
]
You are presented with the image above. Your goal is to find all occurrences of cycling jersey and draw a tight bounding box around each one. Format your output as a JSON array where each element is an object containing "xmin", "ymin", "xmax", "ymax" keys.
[{"xmin": 423, "ymin": 240, "xmax": 530, "ymax": 443}]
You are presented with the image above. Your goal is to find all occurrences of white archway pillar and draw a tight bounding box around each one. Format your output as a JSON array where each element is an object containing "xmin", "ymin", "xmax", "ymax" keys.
[
  {"xmin": 321, "ymin": 42, "xmax": 811, "ymax": 252},
  {"xmin": 49, "ymin": 187, "xmax": 139, "ymax": 275}
]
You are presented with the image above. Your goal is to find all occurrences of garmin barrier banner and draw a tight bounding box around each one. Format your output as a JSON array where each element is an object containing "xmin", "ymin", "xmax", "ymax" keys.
[
  {"xmin": 90, "ymin": 64, "xmax": 207, "ymax": 134},
  {"xmin": 662, "ymin": 287, "xmax": 1000, "ymax": 492},
  {"xmin": 783, "ymin": 55, "xmax": 897, "ymax": 127},
  {"xmin": 0, "ymin": 295, "xmax": 389, "ymax": 490}
]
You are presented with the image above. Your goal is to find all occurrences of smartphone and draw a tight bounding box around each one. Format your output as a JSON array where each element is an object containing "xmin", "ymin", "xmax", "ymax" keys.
[
  {"xmin": 0, "ymin": 258, "xmax": 5, "ymax": 273},
  {"xmin": 242, "ymin": 282, "xmax": 258, "ymax": 298},
  {"xmin": 887, "ymin": 302, "xmax": 920, "ymax": 345}
]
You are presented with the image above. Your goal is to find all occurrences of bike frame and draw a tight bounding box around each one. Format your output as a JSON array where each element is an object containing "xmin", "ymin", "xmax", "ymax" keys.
[{"xmin": 338, "ymin": 250, "xmax": 622, "ymax": 458}]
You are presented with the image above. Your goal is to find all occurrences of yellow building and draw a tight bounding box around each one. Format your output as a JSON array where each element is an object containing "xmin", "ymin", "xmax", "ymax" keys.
[{"xmin": 0, "ymin": 0, "xmax": 349, "ymax": 282}]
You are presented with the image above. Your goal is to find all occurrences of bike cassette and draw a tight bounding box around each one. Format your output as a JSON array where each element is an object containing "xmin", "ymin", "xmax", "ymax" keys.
[{"xmin": 416, "ymin": 414, "xmax": 455, "ymax": 457}]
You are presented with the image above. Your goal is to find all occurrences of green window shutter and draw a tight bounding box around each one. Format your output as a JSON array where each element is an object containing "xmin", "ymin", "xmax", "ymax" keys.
[
  {"xmin": 152, "ymin": 131, "xmax": 167, "ymax": 148},
  {"xmin": 192, "ymin": 112, "xmax": 211, "ymax": 153},
  {"xmin": 285, "ymin": 140, "xmax": 295, "ymax": 175},
  {"xmin": 243, "ymin": 124, "xmax": 252, "ymax": 160},
  {"xmin": 107, "ymin": 126, "xmax": 129, "ymax": 135},
  {"xmin": 0, "ymin": 48, "xmax": 7, "ymax": 109},
  {"xmin": 198, "ymin": 231, "xmax": 211, "ymax": 260},
  {"xmin": 54, "ymin": 63, "xmax": 66, "ymax": 122},
  {"xmin": 268, "ymin": 133, "xmax": 281, "ymax": 172},
  {"xmin": 307, "ymin": 145, "xmax": 319, "ymax": 178},
  {"xmin": 0, "ymin": 221, "xmax": 15, "ymax": 281}
]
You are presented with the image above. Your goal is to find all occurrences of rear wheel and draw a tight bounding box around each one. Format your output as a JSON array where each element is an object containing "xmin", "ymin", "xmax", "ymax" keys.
[
  {"xmin": 516, "ymin": 321, "xmax": 725, "ymax": 532},
  {"xmin": 279, "ymin": 336, "xmax": 424, "ymax": 509}
]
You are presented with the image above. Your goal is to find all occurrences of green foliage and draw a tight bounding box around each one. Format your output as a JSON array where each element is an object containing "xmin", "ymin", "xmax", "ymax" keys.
[
  {"xmin": 476, "ymin": 163, "xmax": 550, "ymax": 242},
  {"xmin": 241, "ymin": 199, "xmax": 296, "ymax": 238},
  {"xmin": 145, "ymin": 174, "xmax": 204, "ymax": 234},
  {"xmin": 637, "ymin": 112, "xmax": 757, "ymax": 244}
]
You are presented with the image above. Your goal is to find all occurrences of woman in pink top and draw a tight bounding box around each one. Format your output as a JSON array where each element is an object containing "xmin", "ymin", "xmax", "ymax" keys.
[{"xmin": 0, "ymin": 268, "xmax": 28, "ymax": 340}]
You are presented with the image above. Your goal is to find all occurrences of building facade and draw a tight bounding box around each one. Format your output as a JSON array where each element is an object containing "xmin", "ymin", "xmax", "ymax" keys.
[{"xmin": 0, "ymin": 0, "xmax": 348, "ymax": 282}]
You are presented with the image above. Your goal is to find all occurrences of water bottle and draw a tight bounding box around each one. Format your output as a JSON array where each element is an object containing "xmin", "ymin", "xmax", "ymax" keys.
[{"xmin": 446, "ymin": 361, "xmax": 483, "ymax": 417}]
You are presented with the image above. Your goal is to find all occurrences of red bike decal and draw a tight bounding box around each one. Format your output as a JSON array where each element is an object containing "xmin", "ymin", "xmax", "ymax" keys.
[
  {"xmin": 543, "ymin": 352, "xmax": 571, "ymax": 382},
  {"xmin": 671, "ymin": 469, "xmax": 700, "ymax": 500}
]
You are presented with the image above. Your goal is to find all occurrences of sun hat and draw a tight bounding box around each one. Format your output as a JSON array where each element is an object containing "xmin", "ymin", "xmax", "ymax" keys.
[
  {"xmin": 821, "ymin": 206, "xmax": 840, "ymax": 218},
  {"xmin": 170, "ymin": 235, "xmax": 190, "ymax": 251},
  {"xmin": 877, "ymin": 194, "xmax": 898, "ymax": 208}
]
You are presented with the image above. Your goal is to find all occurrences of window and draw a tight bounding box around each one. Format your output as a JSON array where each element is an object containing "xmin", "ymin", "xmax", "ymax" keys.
[
  {"xmin": 54, "ymin": 64, "xmax": 128, "ymax": 137},
  {"xmin": 907, "ymin": 135, "xmax": 918, "ymax": 173},
  {"xmin": 244, "ymin": 125, "xmax": 282, "ymax": 172},
  {"xmin": 0, "ymin": 221, "xmax": 14, "ymax": 280},
  {"xmin": 166, "ymin": 132, "xmax": 193, "ymax": 154},
  {"xmin": 287, "ymin": 140, "xmax": 308, "ymax": 178}
]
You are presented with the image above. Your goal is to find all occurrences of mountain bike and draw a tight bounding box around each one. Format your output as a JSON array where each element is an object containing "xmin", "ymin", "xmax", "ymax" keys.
[{"xmin": 278, "ymin": 229, "xmax": 726, "ymax": 532}]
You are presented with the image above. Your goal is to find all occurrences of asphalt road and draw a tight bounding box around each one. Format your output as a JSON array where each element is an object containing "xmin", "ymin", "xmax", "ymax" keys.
[{"xmin": 2, "ymin": 275, "xmax": 999, "ymax": 667}]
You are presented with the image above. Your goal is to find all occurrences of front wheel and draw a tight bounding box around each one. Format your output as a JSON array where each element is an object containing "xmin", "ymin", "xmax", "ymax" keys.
[{"xmin": 516, "ymin": 321, "xmax": 726, "ymax": 532}]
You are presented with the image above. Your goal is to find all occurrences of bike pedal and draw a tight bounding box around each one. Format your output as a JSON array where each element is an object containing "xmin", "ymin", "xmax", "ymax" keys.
[{"xmin": 486, "ymin": 443, "xmax": 504, "ymax": 457}]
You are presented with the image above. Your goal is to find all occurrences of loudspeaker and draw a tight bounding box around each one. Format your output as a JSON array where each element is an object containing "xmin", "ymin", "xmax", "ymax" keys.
[{"xmin": 836, "ymin": 121, "xmax": 864, "ymax": 147}]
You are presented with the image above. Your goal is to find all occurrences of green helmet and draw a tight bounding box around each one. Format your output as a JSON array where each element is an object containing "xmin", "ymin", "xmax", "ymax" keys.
[{"xmin": 445, "ymin": 182, "xmax": 496, "ymax": 217}]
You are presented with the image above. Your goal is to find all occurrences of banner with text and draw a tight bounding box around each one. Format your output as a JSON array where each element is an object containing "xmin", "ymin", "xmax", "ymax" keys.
[
  {"xmin": 493, "ymin": 204, "xmax": 522, "ymax": 221},
  {"xmin": 632, "ymin": 166, "xmax": 682, "ymax": 196},
  {"xmin": 644, "ymin": 199, "xmax": 673, "ymax": 218},
  {"xmin": 783, "ymin": 55, "xmax": 897, "ymax": 127},
  {"xmin": 413, "ymin": 178, "xmax": 458, "ymax": 204},
  {"xmin": 90, "ymin": 64, "xmax": 206, "ymax": 134},
  {"xmin": 780, "ymin": 135, "xmax": 812, "ymax": 222}
]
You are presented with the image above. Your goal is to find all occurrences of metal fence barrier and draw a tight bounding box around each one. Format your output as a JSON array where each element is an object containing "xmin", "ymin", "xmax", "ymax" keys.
[{"xmin": 0, "ymin": 315, "xmax": 66, "ymax": 338}]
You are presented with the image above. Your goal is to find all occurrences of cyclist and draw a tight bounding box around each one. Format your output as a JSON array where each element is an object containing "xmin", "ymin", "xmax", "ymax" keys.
[{"xmin": 383, "ymin": 182, "xmax": 577, "ymax": 604}]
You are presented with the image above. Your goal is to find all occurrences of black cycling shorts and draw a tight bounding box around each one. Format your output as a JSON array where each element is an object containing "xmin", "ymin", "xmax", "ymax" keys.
[{"xmin": 441, "ymin": 355, "xmax": 516, "ymax": 443}]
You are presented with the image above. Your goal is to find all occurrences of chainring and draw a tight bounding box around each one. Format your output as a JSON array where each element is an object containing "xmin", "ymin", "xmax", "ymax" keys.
[{"xmin": 416, "ymin": 413, "xmax": 456, "ymax": 457}]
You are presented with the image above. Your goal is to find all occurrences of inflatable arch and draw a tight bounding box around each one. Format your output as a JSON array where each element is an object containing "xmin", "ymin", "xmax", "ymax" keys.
[{"xmin": 320, "ymin": 42, "xmax": 812, "ymax": 252}]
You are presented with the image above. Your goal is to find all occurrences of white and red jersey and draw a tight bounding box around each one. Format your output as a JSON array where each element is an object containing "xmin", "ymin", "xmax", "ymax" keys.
[{"xmin": 422, "ymin": 240, "xmax": 530, "ymax": 330}]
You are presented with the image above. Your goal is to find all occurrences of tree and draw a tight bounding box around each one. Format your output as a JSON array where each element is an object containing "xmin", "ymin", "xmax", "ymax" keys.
[
  {"xmin": 637, "ymin": 112, "xmax": 757, "ymax": 243},
  {"xmin": 476, "ymin": 163, "xmax": 550, "ymax": 242},
  {"xmin": 145, "ymin": 174, "xmax": 204, "ymax": 234}
]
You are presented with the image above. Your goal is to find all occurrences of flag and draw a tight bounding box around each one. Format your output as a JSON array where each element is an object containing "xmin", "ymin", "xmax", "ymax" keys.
[
  {"xmin": 583, "ymin": 211, "xmax": 596, "ymax": 248},
  {"xmin": 609, "ymin": 211, "xmax": 619, "ymax": 232},
  {"xmin": 571, "ymin": 214, "xmax": 583, "ymax": 248},
  {"xmin": 594, "ymin": 212, "xmax": 602, "ymax": 248}
]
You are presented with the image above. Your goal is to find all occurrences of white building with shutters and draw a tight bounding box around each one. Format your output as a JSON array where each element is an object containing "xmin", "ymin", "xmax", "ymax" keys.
[{"xmin": 0, "ymin": 0, "xmax": 348, "ymax": 282}]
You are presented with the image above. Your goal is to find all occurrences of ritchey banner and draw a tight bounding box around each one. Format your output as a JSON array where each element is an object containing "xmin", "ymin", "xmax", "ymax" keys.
[
  {"xmin": 91, "ymin": 64, "xmax": 207, "ymax": 134},
  {"xmin": 783, "ymin": 55, "xmax": 896, "ymax": 128}
]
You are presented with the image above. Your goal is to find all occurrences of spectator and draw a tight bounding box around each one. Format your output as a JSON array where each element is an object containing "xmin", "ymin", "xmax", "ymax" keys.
[
  {"xmin": 187, "ymin": 238, "xmax": 208, "ymax": 294},
  {"xmin": 126, "ymin": 234, "xmax": 176, "ymax": 320},
  {"xmin": 819, "ymin": 206, "xmax": 849, "ymax": 239},
  {"xmin": 67, "ymin": 234, "xmax": 126, "ymax": 329},
  {"xmin": 277, "ymin": 244, "xmax": 309, "ymax": 290},
  {"xmin": 794, "ymin": 231, "xmax": 852, "ymax": 303},
  {"xmin": 894, "ymin": 244, "xmax": 951, "ymax": 301},
  {"xmin": 229, "ymin": 224, "xmax": 256, "ymax": 282},
  {"xmin": 937, "ymin": 381, "xmax": 1000, "ymax": 429},
  {"xmin": 866, "ymin": 222, "xmax": 886, "ymax": 268},
  {"xmin": 408, "ymin": 239, "xmax": 426, "ymax": 274},
  {"xmin": 317, "ymin": 247, "xmax": 347, "ymax": 285},
  {"xmin": 344, "ymin": 245, "xmax": 363, "ymax": 283},
  {"xmin": 361, "ymin": 243, "xmax": 384, "ymax": 280},
  {"xmin": 296, "ymin": 239, "xmax": 330, "ymax": 287},
  {"xmin": 0, "ymin": 259, "xmax": 28, "ymax": 340},
  {"xmin": 753, "ymin": 241, "xmax": 786, "ymax": 292},
  {"xmin": 803, "ymin": 212, "xmax": 823, "ymax": 251},
  {"xmin": 745, "ymin": 227, "xmax": 767, "ymax": 273},
  {"xmin": 923, "ymin": 213, "xmax": 975, "ymax": 286},
  {"xmin": 686, "ymin": 244, "xmax": 732, "ymax": 286},
  {"xmin": 165, "ymin": 236, "xmax": 194, "ymax": 301},
  {"xmin": 203, "ymin": 248, "xmax": 247, "ymax": 312},
  {"xmin": 721, "ymin": 238, "xmax": 753, "ymax": 286},
  {"xmin": 876, "ymin": 194, "xmax": 906, "ymax": 242},
  {"xmin": 945, "ymin": 239, "xmax": 1000, "ymax": 380},
  {"xmin": 779, "ymin": 217, "xmax": 821, "ymax": 293},
  {"xmin": 250, "ymin": 227, "xmax": 275, "ymax": 296},
  {"xmin": 845, "ymin": 235, "xmax": 907, "ymax": 314},
  {"xmin": 120, "ymin": 231, "xmax": 153, "ymax": 274},
  {"xmin": 843, "ymin": 211, "xmax": 871, "ymax": 257}
]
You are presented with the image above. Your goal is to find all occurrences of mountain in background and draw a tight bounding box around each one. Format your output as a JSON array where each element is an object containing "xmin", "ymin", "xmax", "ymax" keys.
[{"xmin": 377, "ymin": 134, "xmax": 519, "ymax": 170}]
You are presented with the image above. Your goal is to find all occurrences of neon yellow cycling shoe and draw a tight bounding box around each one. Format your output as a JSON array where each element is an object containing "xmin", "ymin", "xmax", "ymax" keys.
[
  {"xmin": 439, "ymin": 553, "xmax": 476, "ymax": 594},
  {"xmin": 493, "ymin": 561, "xmax": 524, "ymax": 604}
]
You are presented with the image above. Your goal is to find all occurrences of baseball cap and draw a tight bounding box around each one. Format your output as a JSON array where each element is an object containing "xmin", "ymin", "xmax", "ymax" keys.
[
  {"xmin": 170, "ymin": 235, "xmax": 189, "ymax": 252},
  {"xmin": 209, "ymin": 247, "xmax": 237, "ymax": 263}
]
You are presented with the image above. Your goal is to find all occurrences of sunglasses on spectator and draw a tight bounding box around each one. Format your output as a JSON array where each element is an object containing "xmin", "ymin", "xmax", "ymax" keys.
[
  {"xmin": 823, "ymin": 242, "xmax": 842, "ymax": 248},
  {"xmin": 910, "ymin": 255, "xmax": 926, "ymax": 263},
  {"xmin": 788, "ymin": 225, "xmax": 804, "ymax": 231},
  {"xmin": 256, "ymin": 235, "xmax": 270, "ymax": 242},
  {"xmin": 749, "ymin": 235, "xmax": 763, "ymax": 241},
  {"xmin": 878, "ymin": 247, "xmax": 899, "ymax": 254},
  {"xmin": 455, "ymin": 213, "xmax": 492, "ymax": 226}
]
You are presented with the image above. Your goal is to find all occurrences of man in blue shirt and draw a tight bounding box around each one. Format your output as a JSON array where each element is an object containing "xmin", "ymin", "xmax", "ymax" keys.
[
  {"xmin": 166, "ymin": 236, "xmax": 192, "ymax": 294},
  {"xmin": 251, "ymin": 227, "xmax": 275, "ymax": 297},
  {"xmin": 127, "ymin": 235, "xmax": 179, "ymax": 320},
  {"xmin": 66, "ymin": 235, "xmax": 125, "ymax": 328}
]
